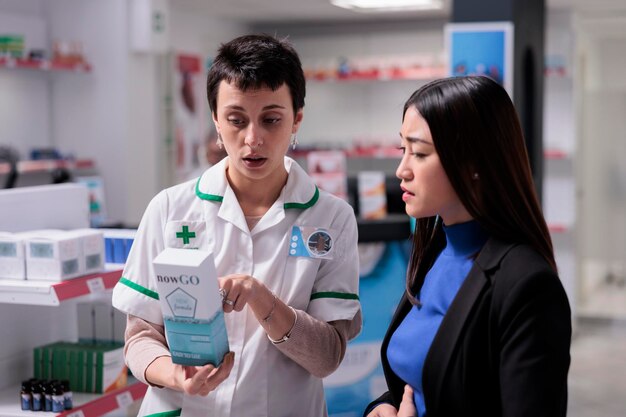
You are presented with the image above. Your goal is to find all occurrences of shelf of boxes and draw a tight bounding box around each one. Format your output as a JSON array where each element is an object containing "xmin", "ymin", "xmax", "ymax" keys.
[
  {"xmin": 0, "ymin": 160, "xmax": 95, "ymax": 176},
  {"xmin": 544, "ymin": 148, "xmax": 572, "ymax": 160},
  {"xmin": 0, "ymin": 269, "xmax": 122, "ymax": 306},
  {"xmin": 306, "ymin": 65, "xmax": 447, "ymax": 82},
  {"xmin": 548, "ymin": 223, "xmax": 571, "ymax": 234},
  {"xmin": 0, "ymin": 57, "xmax": 91, "ymax": 73},
  {"xmin": 0, "ymin": 379, "xmax": 147, "ymax": 417}
]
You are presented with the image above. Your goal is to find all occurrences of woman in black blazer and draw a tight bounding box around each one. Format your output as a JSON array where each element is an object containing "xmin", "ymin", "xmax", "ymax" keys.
[{"xmin": 365, "ymin": 76, "xmax": 571, "ymax": 417}]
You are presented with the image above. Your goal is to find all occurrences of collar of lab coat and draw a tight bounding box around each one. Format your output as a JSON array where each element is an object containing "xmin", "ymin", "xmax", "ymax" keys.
[{"xmin": 195, "ymin": 156, "xmax": 319, "ymax": 233}]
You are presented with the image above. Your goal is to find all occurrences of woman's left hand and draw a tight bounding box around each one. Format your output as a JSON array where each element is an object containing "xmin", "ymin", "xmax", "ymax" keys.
[
  {"xmin": 218, "ymin": 274, "xmax": 261, "ymax": 312},
  {"xmin": 181, "ymin": 352, "xmax": 235, "ymax": 396}
]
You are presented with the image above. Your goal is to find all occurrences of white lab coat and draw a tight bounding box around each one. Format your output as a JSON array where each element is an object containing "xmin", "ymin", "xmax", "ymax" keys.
[{"xmin": 112, "ymin": 156, "xmax": 360, "ymax": 417}]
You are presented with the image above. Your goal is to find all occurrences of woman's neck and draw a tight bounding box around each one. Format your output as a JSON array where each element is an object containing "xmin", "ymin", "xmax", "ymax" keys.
[{"xmin": 226, "ymin": 167, "xmax": 288, "ymax": 217}]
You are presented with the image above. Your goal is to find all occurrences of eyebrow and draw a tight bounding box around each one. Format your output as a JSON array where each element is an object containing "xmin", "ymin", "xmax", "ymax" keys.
[
  {"xmin": 399, "ymin": 132, "xmax": 433, "ymax": 146},
  {"xmin": 225, "ymin": 104, "xmax": 287, "ymax": 111}
]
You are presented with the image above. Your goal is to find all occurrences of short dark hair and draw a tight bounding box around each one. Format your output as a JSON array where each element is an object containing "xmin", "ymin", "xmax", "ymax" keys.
[
  {"xmin": 403, "ymin": 76, "xmax": 556, "ymax": 303},
  {"xmin": 206, "ymin": 34, "xmax": 306, "ymax": 116}
]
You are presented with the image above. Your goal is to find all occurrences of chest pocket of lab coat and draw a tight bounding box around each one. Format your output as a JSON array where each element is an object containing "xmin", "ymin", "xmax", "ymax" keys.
[
  {"xmin": 280, "ymin": 255, "xmax": 322, "ymax": 311},
  {"xmin": 164, "ymin": 221, "xmax": 207, "ymax": 250}
]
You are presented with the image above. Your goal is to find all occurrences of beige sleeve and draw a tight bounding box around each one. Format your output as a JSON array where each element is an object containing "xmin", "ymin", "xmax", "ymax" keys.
[
  {"xmin": 272, "ymin": 309, "xmax": 362, "ymax": 378},
  {"xmin": 124, "ymin": 315, "xmax": 171, "ymax": 386}
]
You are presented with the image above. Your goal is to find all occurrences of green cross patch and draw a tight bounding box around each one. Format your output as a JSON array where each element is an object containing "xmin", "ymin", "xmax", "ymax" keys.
[{"xmin": 176, "ymin": 225, "xmax": 196, "ymax": 244}]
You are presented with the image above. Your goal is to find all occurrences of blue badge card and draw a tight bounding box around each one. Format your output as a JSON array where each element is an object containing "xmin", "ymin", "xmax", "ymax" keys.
[{"xmin": 289, "ymin": 226, "xmax": 335, "ymax": 259}]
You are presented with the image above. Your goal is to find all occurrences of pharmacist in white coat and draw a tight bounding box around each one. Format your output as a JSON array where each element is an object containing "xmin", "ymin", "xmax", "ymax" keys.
[{"xmin": 112, "ymin": 34, "xmax": 361, "ymax": 417}]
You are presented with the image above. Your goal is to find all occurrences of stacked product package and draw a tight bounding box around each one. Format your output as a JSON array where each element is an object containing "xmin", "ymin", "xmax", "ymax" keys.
[
  {"xmin": 32, "ymin": 302, "xmax": 128, "ymax": 394},
  {"xmin": 0, "ymin": 229, "xmax": 105, "ymax": 281},
  {"xmin": 32, "ymin": 341, "xmax": 126, "ymax": 394}
]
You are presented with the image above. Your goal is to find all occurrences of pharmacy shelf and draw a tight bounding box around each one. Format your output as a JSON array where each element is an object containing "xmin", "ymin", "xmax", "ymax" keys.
[
  {"xmin": 548, "ymin": 223, "xmax": 571, "ymax": 234},
  {"xmin": 0, "ymin": 270, "xmax": 122, "ymax": 306},
  {"xmin": 358, "ymin": 214, "xmax": 411, "ymax": 243},
  {"xmin": 306, "ymin": 66, "xmax": 446, "ymax": 82},
  {"xmin": 0, "ymin": 160, "xmax": 95, "ymax": 176},
  {"xmin": 0, "ymin": 380, "xmax": 147, "ymax": 417},
  {"xmin": 0, "ymin": 57, "xmax": 91, "ymax": 73},
  {"xmin": 544, "ymin": 148, "xmax": 572, "ymax": 160}
]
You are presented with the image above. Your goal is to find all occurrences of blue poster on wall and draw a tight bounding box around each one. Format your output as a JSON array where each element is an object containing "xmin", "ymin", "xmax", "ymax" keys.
[
  {"xmin": 445, "ymin": 22, "xmax": 514, "ymax": 97},
  {"xmin": 324, "ymin": 241, "xmax": 409, "ymax": 417}
]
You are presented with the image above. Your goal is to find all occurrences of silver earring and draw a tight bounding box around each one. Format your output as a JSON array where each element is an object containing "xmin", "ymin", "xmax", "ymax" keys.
[
  {"xmin": 290, "ymin": 134, "xmax": 298, "ymax": 150},
  {"xmin": 216, "ymin": 133, "xmax": 223, "ymax": 149},
  {"xmin": 472, "ymin": 172, "xmax": 479, "ymax": 180}
]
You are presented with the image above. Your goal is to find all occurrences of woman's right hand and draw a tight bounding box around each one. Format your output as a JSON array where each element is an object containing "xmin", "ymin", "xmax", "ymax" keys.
[{"xmin": 146, "ymin": 352, "xmax": 235, "ymax": 396}]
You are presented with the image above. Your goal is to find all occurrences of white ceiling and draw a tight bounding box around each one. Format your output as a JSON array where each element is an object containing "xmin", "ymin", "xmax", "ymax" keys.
[{"xmin": 173, "ymin": 0, "xmax": 626, "ymax": 24}]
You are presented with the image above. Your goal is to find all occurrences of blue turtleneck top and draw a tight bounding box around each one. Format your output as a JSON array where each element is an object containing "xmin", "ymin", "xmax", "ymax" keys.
[{"xmin": 386, "ymin": 220, "xmax": 489, "ymax": 417}]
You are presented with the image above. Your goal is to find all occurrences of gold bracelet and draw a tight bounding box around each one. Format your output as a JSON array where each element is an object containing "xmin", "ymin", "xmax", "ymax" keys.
[{"xmin": 262, "ymin": 292, "xmax": 277, "ymax": 330}]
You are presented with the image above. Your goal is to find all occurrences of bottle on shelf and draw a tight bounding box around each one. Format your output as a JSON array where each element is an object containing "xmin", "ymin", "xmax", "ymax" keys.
[
  {"xmin": 44, "ymin": 381, "xmax": 54, "ymax": 412},
  {"xmin": 20, "ymin": 380, "xmax": 32, "ymax": 411},
  {"xmin": 31, "ymin": 380, "xmax": 43, "ymax": 411},
  {"xmin": 51, "ymin": 382, "xmax": 65, "ymax": 413},
  {"xmin": 62, "ymin": 379, "xmax": 73, "ymax": 410}
]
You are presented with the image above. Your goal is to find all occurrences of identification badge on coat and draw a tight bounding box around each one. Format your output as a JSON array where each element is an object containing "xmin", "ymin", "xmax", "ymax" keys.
[
  {"xmin": 165, "ymin": 221, "xmax": 206, "ymax": 250},
  {"xmin": 288, "ymin": 226, "xmax": 335, "ymax": 259}
]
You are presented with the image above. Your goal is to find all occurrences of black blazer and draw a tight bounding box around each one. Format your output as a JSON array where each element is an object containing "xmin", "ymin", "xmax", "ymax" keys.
[{"xmin": 365, "ymin": 237, "xmax": 571, "ymax": 417}]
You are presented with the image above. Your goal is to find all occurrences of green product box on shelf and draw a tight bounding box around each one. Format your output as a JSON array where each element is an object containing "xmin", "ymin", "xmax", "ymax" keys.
[
  {"xmin": 33, "ymin": 341, "xmax": 64, "ymax": 380},
  {"xmin": 85, "ymin": 345, "xmax": 94, "ymax": 393},
  {"xmin": 0, "ymin": 35, "xmax": 24, "ymax": 57},
  {"xmin": 41, "ymin": 341, "xmax": 64, "ymax": 380},
  {"xmin": 52, "ymin": 346, "xmax": 68, "ymax": 381},
  {"xmin": 33, "ymin": 341, "xmax": 126, "ymax": 393},
  {"xmin": 68, "ymin": 348, "xmax": 80, "ymax": 393},
  {"xmin": 59, "ymin": 343, "xmax": 87, "ymax": 393},
  {"xmin": 79, "ymin": 341, "xmax": 126, "ymax": 394},
  {"xmin": 41, "ymin": 345, "xmax": 51, "ymax": 380}
]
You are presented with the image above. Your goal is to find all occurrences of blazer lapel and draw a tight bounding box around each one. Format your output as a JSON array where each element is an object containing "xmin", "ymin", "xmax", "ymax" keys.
[{"xmin": 422, "ymin": 237, "xmax": 516, "ymax": 411}]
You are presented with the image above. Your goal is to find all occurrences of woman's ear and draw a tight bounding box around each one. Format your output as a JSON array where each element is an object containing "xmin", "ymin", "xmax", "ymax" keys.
[
  {"xmin": 212, "ymin": 113, "xmax": 221, "ymax": 135},
  {"xmin": 292, "ymin": 109, "xmax": 304, "ymax": 133}
]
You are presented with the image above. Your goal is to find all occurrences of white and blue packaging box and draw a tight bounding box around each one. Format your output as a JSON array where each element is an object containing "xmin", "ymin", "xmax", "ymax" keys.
[
  {"xmin": 0, "ymin": 231, "xmax": 27, "ymax": 280},
  {"xmin": 25, "ymin": 230, "xmax": 83, "ymax": 281}
]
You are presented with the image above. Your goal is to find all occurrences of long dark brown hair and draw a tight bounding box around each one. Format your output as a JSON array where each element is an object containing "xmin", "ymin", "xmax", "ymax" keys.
[{"xmin": 404, "ymin": 76, "xmax": 556, "ymax": 304}]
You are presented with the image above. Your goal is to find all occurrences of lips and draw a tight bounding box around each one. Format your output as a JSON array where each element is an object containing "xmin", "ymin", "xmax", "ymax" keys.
[
  {"xmin": 242, "ymin": 154, "xmax": 267, "ymax": 168},
  {"xmin": 401, "ymin": 185, "xmax": 414, "ymax": 202},
  {"xmin": 242, "ymin": 154, "xmax": 266, "ymax": 161},
  {"xmin": 400, "ymin": 185, "xmax": 414, "ymax": 196}
]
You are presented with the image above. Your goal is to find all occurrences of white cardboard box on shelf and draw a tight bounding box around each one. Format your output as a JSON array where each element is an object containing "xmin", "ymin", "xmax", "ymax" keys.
[
  {"xmin": 25, "ymin": 231, "xmax": 83, "ymax": 281},
  {"xmin": 357, "ymin": 171, "xmax": 387, "ymax": 220},
  {"xmin": 0, "ymin": 232, "xmax": 26, "ymax": 280},
  {"xmin": 67, "ymin": 228, "xmax": 105, "ymax": 275}
]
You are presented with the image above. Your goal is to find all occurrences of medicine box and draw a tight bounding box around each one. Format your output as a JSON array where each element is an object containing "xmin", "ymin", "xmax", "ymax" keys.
[
  {"xmin": 153, "ymin": 248, "xmax": 229, "ymax": 366},
  {"xmin": 0, "ymin": 232, "xmax": 26, "ymax": 279},
  {"xmin": 357, "ymin": 171, "xmax": 387, "ymax": 220},
  {"xmin": 33, "ymin": 341, "xmax": 126, "ymax": 394},
  {"xmin": 25, "ymin": 231, "xmax": 82, "ymax": 281},
  {"xmin": 67, "ymin": 229, "xmax": 105, "ymax": 275},
  {"xmin": 101, "ymin": 229, "xmax": 136, "ymax": 264}
]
